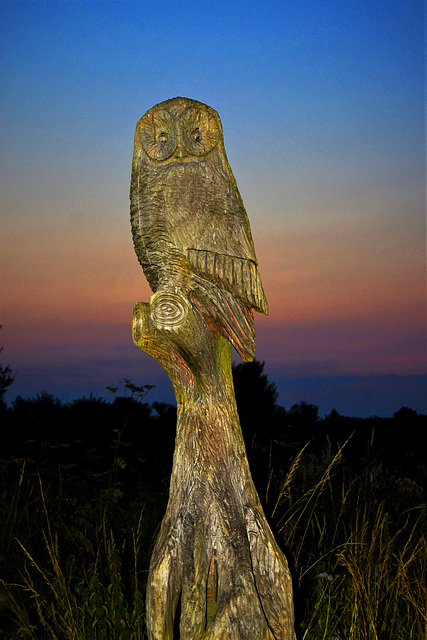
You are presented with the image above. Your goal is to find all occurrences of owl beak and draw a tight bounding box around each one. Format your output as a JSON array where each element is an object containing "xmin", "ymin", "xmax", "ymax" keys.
[{"xmin": 174, "ymin": 146, "xmax": 188, "ymax": 159}]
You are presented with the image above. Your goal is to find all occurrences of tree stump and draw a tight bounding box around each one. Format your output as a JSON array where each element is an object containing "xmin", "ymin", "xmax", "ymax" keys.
[{"xmin": 133, "ymin": 292, "xmax": 296, "ymax": 639}]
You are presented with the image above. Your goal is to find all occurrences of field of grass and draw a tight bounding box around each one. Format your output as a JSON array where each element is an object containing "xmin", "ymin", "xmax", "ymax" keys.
[{"xmin": 0, "ymin": 376, "xmax": 426, "ymax": 639}]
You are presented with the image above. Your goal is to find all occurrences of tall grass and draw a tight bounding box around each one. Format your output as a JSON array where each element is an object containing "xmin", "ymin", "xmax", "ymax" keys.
[
  {"xmin": 1, "ymin": 428, "xmax": 426, "ymax": 638},
  {"xmin": 270, "ymin": 437, "xmax": 427, "ymax": 639},
  {"xmin": 2, "ymin": 477, "xmax": 147, "ymax": 640}
]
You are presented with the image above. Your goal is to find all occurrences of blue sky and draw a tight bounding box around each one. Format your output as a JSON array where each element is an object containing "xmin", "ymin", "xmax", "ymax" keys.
[{"xmin": 1, "ymin": 0, "xmax": 425, "ymax": 416}]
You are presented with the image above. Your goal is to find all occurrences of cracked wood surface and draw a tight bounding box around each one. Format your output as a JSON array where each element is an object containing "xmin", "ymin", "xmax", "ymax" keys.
[{"xmin": 132, "ymin": 296, "xmax": 296, "ymax": 639}]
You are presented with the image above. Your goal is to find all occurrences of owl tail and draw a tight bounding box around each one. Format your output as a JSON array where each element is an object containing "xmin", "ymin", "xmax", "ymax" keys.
[{"xmin": 215, "ymin": 289, "xmax": 257, "ymax": 362}]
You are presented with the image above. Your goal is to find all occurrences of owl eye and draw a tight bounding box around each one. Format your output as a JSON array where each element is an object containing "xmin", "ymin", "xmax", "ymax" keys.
[
  {"xmin": 182, "ymin": 107, "xmax": 220, "ymax": 156},
  {"xmin": 137, "ymin": 109, "xmax": 177, "ymax": 161}
]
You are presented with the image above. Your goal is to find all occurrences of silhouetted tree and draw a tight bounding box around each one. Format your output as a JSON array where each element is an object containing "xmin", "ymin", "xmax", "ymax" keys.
[
  {"xmin": 232, "ymin": 360, "xmax": 288, "ymax": 495},
  {"xmin": 324, "ymin": 408, "xmax": 341, "ymax": 423},
  {"xmin": 284, "ymin": 401, "xmax": 320, "ymax": 450},
  {"xmin": 232, "ymin": 359, "xmax": 281, "ymax": 444},
  {"xmin": 393, "ymin": 406, "xmax": 418, "ymax": 422},
  {"xmin": 0, "ymin": 326, "xmax": 15, "ymax": 405},
  {"xmin": 287, "ymin": 401, "xmax": 319, "ymax": 427}
]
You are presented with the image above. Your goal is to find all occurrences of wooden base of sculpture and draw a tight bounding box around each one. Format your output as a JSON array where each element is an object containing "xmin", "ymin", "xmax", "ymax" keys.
[{"xmin": 133, "ymin": 294, "xmax": 295, "ymax": 640}]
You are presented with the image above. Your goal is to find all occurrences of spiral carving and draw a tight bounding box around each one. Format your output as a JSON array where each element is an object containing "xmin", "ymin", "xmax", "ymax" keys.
[{"xmin": 150, "ymin": 291, "xmax": 189, "ymax": 329}]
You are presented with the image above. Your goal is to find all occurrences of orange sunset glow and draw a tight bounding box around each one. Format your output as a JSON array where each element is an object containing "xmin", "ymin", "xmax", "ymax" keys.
[{"xmin": 1, "ymin": 1, "xmax": 425, "ymax": 417}]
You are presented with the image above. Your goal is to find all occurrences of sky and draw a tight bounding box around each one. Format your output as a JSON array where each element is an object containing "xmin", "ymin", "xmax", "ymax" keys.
[{"xmin": 1, "ymin": 0, "xmax": 425, "ymax": 417}]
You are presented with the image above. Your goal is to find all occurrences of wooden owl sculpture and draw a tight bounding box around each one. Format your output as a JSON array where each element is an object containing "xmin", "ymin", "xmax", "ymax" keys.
[{"xmin": 130, "ymin": 97, "xmax": 268, "ymax": 362}]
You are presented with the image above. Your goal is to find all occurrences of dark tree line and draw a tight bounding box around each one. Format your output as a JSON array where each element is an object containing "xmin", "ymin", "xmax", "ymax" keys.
[
  {"xmin": 1, "ymin": 360, "xmax": 426, "ymax": 498},
  {"xmin": 0, "ymin": 358, "xmax": 426, "ymax": 639}
]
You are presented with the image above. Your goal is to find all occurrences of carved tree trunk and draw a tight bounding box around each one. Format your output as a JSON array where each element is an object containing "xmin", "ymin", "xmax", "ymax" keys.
[{"xmin": 133, "ymin": 295, "xmax": 296, "ymax": 640}]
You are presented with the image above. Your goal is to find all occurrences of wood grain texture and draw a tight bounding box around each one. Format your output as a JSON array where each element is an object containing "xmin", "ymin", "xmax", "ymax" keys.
[
  {"xmin": 131, "ymin": 98, "xmax": 295, "ymax": 638},
  {"xmin": 132, "ymin": 297, "xmax": 296, "ymax": 639},
  {"xmin": 130, "ymin": 97, "xmax": 268, "ymax": 362}
]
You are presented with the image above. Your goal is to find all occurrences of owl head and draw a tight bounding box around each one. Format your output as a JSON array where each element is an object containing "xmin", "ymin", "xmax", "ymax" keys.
[{"xmin": 132, "ymin": 97, "xmax": 227, "ymax": 167}]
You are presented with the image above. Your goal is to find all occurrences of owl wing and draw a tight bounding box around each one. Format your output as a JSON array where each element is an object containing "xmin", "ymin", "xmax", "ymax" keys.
[
  {"xmin": 187, "ymin": 249, "xmax": 268, "ymax": 362},
  {"xmin": 187, "ymin": 249, "xmax": 267, "ymax": 314}
]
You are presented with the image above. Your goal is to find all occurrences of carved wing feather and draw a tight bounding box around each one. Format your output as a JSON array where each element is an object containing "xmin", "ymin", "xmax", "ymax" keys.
[
  {"xmin": 187, "ymin": 249, "xmax": 268, "ymax": 315},
  {"xmin": 189, "ymin": 272, "xmax": 257, "ymax": 362}
]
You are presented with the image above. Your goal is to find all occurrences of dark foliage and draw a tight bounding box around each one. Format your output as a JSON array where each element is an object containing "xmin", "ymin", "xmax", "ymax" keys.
[
  {"xmin": 0, "ymin": 325, "xmax": 15, "ymax": 406},
  {"xmin": 0, "ymin": 365, "xmax": 426, "ymax": 637}
]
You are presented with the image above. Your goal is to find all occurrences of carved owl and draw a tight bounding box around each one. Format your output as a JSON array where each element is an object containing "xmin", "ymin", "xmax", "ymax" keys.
[{"xmin": 130, "ymin": 97, "xmax": 268, "ymax": 362}]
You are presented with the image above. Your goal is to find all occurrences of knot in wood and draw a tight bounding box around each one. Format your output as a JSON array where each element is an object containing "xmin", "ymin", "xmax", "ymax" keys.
[{"xmin": 150, "ymin": 291, "xmax": 189, "ymax": 329}]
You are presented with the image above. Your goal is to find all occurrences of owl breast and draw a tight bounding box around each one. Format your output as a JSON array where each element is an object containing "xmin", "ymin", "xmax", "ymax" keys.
[{"xmin": 159, "ymin": 160, "xmax": 254, "ymax": 258}]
